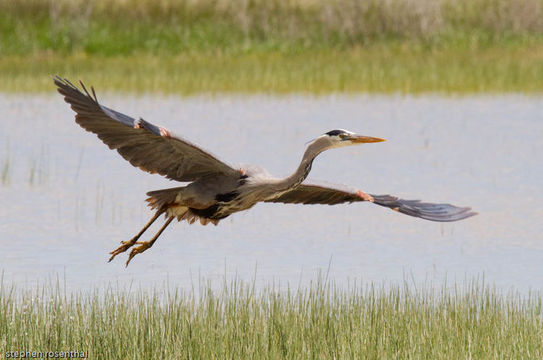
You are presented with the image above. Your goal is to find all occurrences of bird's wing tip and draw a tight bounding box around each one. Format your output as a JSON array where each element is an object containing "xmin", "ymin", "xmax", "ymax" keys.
[{"xmin": 432, "ymin": 208, "xmax": 478, "ymax": 222}]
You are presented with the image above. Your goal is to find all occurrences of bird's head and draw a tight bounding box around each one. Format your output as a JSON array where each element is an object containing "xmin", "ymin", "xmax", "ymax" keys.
[{"xmin": 315, "ymin": 129, "xmax": 385, "ymax": 151}]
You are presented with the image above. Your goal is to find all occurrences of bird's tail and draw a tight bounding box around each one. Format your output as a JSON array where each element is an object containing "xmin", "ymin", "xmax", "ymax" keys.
[
  {"xmin": 371, "ymin": 194, "xmax": 477, "ymax": 222},
  {"xmin": 146, "ymin": 187, "xmax": 185, "ymax": 211}
]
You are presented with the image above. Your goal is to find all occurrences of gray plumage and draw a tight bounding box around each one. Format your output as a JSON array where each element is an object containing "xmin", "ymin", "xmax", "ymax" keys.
[
  {"xmin": 54, "ymin": 76, "xmax": 476, "ymax": 266},
  {"xmin": 265, "ymin": 183, "xmax": 473, "ymax": 222}
]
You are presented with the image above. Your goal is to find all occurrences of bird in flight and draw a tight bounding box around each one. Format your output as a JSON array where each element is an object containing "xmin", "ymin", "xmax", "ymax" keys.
[{"xmin": 54, "ymin": 77, "xmax": 476, "ymax": 266}]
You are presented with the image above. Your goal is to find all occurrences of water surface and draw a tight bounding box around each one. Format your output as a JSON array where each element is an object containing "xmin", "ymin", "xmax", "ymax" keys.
[{"xmin": 0, "ymin": 93, "xmax": 541, "ymax": 292}]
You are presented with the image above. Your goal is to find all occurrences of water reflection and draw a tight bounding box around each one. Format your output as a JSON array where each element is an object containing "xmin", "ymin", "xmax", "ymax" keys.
[{"xmin": 0, "ymin": 93, "xmax": 541, "ymax": 292}]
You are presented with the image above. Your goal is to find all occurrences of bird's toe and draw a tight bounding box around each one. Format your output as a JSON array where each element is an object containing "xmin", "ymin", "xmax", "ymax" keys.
[{"xmin": 125, "ymin": 242, "xmax": 153, "ymax": 266}]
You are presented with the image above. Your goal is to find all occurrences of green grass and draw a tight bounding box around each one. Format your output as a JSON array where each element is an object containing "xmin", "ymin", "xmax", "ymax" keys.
[
  {"xmin": 0, "ymin": 0, "xmax": 543, "ymax": 94},
  {"xmin": 1, "ymin": 0, "xmax": 543, "ymax": 93},
  {"xmin": 2, "ymin": 0, "xmax": 543, "ymax": 55},
  {"xmin": 3, "ymin": 44, "xmax": 543, "ymax": 94},
  {"xmin": 1, "ymin": 278, "xmax": 543, "ymax": 359}
]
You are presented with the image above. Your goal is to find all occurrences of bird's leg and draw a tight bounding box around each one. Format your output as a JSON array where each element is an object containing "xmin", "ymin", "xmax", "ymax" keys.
[
  {"xmin": 108, "ymin": 210, "xmax": 164, "ymax": 262},
  {"xmin": 126, "ymin": 216, "xmax": 174, "ymax": 267}
]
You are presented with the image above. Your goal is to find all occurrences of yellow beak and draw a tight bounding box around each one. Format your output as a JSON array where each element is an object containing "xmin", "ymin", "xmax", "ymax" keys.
[{"xmin": 349, "ymin": 135, "xmax": 386, "ymax": 143}]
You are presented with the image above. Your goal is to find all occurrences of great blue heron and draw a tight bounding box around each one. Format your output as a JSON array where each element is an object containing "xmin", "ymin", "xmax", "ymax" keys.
[{"xmin": 54, "ymin": 77, "xmax": 476, "ymax": 266}]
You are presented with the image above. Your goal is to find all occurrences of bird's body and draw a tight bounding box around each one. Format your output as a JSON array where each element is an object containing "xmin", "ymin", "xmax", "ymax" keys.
[
  {"xmin": 54, "ymin": 77, "xmax": 476, "ymax": 266},
  {"xmin": 146, "ymin": 135, "xmax": 351, "ymax": 223}
]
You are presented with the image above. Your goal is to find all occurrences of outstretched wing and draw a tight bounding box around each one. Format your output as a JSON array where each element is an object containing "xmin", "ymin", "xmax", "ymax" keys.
[
  {"xmin": 54, "ymin": 76, "xmax": 240, "ymax": 182},
  {"xmin": 369, "ymin": 194, "xmax": 476, "ymax": 222},
  {"xmin": 265, "ymin": 182, "xmax": 476, "ymax": 222}
]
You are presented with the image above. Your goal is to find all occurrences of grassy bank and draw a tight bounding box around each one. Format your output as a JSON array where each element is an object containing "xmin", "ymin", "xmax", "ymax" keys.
[
  {"xmin": 1, "ymin": 279, "xmax": 542, "ymax": 359},
  {"xmin": 1, "ymin": 0, "xmax": 543, "ymax": 93},
  {"xmin": 2, "ymin": 45, "xmax": 542, "ymax": 94}
]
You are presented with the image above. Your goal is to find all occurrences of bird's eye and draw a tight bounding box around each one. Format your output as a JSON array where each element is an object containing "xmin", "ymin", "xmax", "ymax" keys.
[{"xmin": 339, "ymin": 133, "xmax": 348, "ymax": 139}]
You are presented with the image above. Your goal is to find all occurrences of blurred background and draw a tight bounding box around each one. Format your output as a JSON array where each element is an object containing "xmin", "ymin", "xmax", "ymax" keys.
[{"xmin": 1, "ymin": 0, "xmax": 542, "ymax": 93}]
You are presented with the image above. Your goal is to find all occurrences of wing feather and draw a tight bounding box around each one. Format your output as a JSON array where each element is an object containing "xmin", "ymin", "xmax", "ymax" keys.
[
  {"xmin": 265, "ymin": 182, "xmax": 476, "ymax": 222},
  {"xmin": 54, "ymin": 76, "xmax": 239, "ymax": 182}
]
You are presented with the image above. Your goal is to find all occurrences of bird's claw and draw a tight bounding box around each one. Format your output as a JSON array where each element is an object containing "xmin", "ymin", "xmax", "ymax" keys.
[
  {"xmin": 109, "ymin": 238, "xmax": 148, "ymax": 262},
  {"xmin": 109, "ymin": 244, "xmax": 130, "ymax": 262},
  {"xmin": 125, "ymin": 241, "xmax": 153, "ymax": 267},
  {"xmin": 109, "ymin": 241, "xmax": 135, "ymax": 262}
]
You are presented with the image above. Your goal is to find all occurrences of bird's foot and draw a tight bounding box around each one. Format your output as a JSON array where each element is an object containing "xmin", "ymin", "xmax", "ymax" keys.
[
  {"xmin": 125, "ymin": 241, "xmax": 154, "ymax": 267},
  {"xmin": 108, "ymin": 239, "xmax": 140, "ymax": 262}
]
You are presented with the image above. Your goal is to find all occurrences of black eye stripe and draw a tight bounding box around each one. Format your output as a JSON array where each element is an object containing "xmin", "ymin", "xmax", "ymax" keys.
[{"xmin": 325, "ymin": 129, "xmax": 344, "ymax": 136}]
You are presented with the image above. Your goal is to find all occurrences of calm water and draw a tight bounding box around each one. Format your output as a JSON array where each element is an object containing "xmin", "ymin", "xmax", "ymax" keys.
[{"xmin": 0, "ymin": 93, "xmax": 541, "ymax": 292}]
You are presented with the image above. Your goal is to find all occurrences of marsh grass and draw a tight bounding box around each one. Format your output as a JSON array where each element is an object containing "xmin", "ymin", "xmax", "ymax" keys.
[
  {"xmin": 1, "ymin": 156, "xmax": 10, "ymax": 186},
  {"xmin": 1, "ymin": 0, "xmax": 542, "ymax": 93},
  {"xmin": 1, "ymin": 277, "xmax": 542, "ymax": 359},
  {"xmin": 2, "ymin": 0, "xmax": 543, "ymax": 55},
  {"xmin": 2, "ymin": 45, "xmax": 542, "ymax": 94},
  {"xmin": 27, "ymin": 145, "xmax": 50, "ymax": 187},
  {"xmin": 1, "ymin": 143, "xmax": 10, "ymax": 186}
]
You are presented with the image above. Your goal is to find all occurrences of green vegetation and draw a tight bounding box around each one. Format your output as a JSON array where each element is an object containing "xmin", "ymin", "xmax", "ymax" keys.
[
  {"xmin": 1, "ymin": 0, "xmax": 542, "ymax": 93},
  {"xmin": 1, "ymin": 278, "xmax": 542, "ymax": 359},
  {"xmin": 2, "ymin": 46, "xmax": 542, "ymax": 94}
]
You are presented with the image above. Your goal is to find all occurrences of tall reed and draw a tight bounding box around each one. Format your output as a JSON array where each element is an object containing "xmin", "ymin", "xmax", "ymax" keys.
[
  {"xmin": 1, "ymin": 278, "xmax": 542, "ymax": 359},
  {"xmin": 1, "ymin": 0, "xmax": 542, "ymax": 56}
]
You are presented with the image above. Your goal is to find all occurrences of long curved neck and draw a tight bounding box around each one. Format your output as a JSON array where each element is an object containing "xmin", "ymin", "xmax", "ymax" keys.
[{"xmin": 275, "ymin": 141, "xmax": 325, "ymax": 191}]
